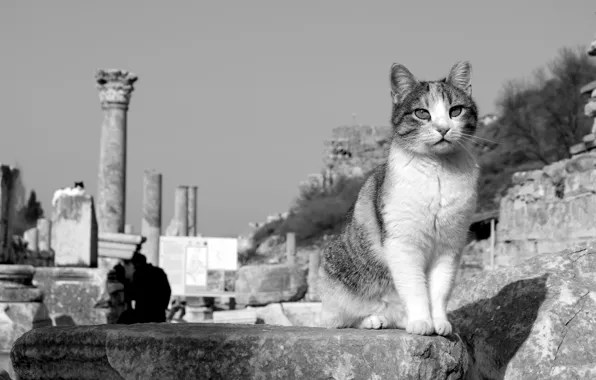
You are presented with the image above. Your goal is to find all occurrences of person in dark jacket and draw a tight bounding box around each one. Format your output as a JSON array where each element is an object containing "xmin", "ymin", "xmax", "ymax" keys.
[{"xmin": 122, "ymin": 252, "xmax": 172, "ymax": 323}]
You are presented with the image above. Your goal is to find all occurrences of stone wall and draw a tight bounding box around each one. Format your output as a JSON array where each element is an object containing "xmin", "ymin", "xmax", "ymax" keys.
[
  {"xmin": 495, "ymin": 151, "xmax": 596, "ymax": 266},
  {"xmin": 322, "ymin": 125, "xmax": 392, "ymax": 178}
]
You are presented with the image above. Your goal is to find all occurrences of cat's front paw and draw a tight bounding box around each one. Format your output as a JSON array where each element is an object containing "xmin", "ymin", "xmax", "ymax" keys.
[
  {"xmin": 433, "ymin": 318, "xmax": 452, "ymax": 336},
  {"xmin": 358, "ymin": 315, "xmax": 388, "ymax": 329},
  {"xmin": 406, "ymin": 319, "xmax": 434, "ymax": 335}
]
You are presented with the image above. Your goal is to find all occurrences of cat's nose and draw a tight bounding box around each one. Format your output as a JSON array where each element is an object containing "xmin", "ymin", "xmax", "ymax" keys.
[{"xmin": 436, "ymin": 126, "xmax": 450, "ymax": 136}]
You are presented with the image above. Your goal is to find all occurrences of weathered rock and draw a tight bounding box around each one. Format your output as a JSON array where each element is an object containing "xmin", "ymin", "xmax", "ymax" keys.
[
  {"xmin": 11, "ymin": 323, "xmax": 469, "ymax": 380},
  {"xmin": 448, "ymin": 246, "xmax": 596, "ymax": 380},
  {"xmin": 235, "ymin": 264, "xmax": 307, "ymax": 306},
  {"xmin": 0, "ymin": 302, "xmax": 52, "ymax": 352},
  {"xmin": 33, "ymin": 267, "xmax": 107, "ymax": 326}
]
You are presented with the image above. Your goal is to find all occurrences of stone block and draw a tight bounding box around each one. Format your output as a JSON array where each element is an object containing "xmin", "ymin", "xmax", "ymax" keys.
[
  {"xmin": 493, "ymin": 240, "xmax": 538, "ymax": 268},
  {"xmin": 23, "ymin": 228, "xmax": 38, "ymax": 253},
  {"xmin": 97, "ymin": 232, "xmax": 145, "ymax": 261},
  {"xmin": 250, "ymin": 303, "xmax": 293, "ymax": 326},
  {"xmin": 449, "ymin": 246, "xmax": 596, "ymax": 379},
  {"xmin": 51, "ymin": 194, "xmax": 98, "ymax": 267},
  {"xmin": 33, "ymin": 267, "xmax": 107, "ymax": 326},
  {"xmin": 235, "ymin": 264, "xmax": 308, "ymax": 306},
  {"xmin": 565, "ymin": 194, "xmax": 596, "ymax": 239},
  {"xmin": 570, "ymin": 142, "xmax": 587, "ymax": 156},
  {"xmin": 564, "ymin": 165, "xmax": 596, "ymax": 197},
  {"xmin": 11, "ymin": 323, "xmax": 469, "ymax": 380},
  {"xmin": 182, "ymin": 305, "xmax": 212, "ymax": 322},
  {"xmin": 0, "ymin": 265, "xmax": 44, "ymax": 305},
  {"xmin": 212, "ymin": 309, "xmax": 256, "ymax": 324},
  {"xmin": 36, "ymin": 218, "xmax": 52, "ymax": 253}
]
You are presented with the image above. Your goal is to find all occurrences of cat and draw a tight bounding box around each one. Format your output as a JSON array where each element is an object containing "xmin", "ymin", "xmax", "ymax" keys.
[{"xmin": 317, "ymin": 61, "xmax": 479, "ymax": 336}]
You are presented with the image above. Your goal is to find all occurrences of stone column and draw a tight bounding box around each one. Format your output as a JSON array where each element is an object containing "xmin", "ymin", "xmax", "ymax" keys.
[
  {"xmin": 36, "ymin": 218, "xmax": 51, "ymax": 253},
  {"xmin": 142, "ymin": 170, "xmax": 162, "ymax": 266},
  {"xmin": 187, "ymin": 186, "xmax": 198, "ymax": 236},
  {"xmin": 174, "ymin": 186, "xmax": 189, "ymax": 236},
  {"xmin": 124, "ymin": 224, "xmax": 133, "ymax": 234},
  {"xmin": 286, "ymin": 232, "xmax": 296, "ymax": 265},
  {"xmin": 95, "ymin": 69, "xmax": 138, "ymax": 233},
  {"xmin": 0, "ymin": 165, "xmax": 19, "ymax": 263}
]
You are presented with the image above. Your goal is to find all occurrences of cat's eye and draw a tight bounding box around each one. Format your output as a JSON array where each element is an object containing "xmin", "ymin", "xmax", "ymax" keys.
[
  {"xmin": 450, "ymin": 106, "xmax": 463, "ymax": 118},
  {"xmin": 414, "ymin": 109, "xmax": 430, "ymax": 119}
]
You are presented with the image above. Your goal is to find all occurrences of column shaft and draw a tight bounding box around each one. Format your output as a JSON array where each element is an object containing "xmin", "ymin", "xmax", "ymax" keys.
[
  {"xmin": 97, "ymin": 107, "xmax": 127, "ymax": 233},
  {"xmin": 187, "ymin": 186, "xmax": 198, "ymax": 236},
  {"xmin": 142, "ymin": 170, "xmax": 162, "ymax": 265},
  {"xmin": 174, "ymin": 186, "xmax": 188, "ymax": 236}
]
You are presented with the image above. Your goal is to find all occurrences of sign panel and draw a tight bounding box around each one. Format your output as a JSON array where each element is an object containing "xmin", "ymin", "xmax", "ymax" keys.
[
  {"xmin": 159, "ymin": 236, "xmax": 238, "ymax": 297},
  {"xmin": 185, "ymin": 245, "xmax": 208, "ymax": 286},
  {"xmin": 204, "ymin": 237, "xmax": 238, "ymax": 271}
]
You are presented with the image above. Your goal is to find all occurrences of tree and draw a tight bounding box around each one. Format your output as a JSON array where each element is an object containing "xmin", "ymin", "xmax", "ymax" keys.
[
  {"xmin": 496, "ymin": 46, "xmax": 595, "ymax": 164},
  {"xmin": 475, "ymin": 46, "xmax": 596, "ymax": 212},
  {"xmin": 13, "ymin": 190, "xmax": 45, "ymax": 236}
]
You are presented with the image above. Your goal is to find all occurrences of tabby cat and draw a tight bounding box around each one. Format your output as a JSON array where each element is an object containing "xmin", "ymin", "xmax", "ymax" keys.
[{"xmin": 318, "ymin": 61, "xmax": 479, "ymax": 336}]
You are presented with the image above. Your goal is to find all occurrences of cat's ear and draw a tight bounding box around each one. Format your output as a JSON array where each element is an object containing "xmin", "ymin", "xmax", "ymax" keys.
[
  {"xmin": 390, "ymin": 63, "xmax": 418, "ymax": 104},
  {"xmin": 447, "ymin": 61, "xmax": 472, "ymax": 96}
]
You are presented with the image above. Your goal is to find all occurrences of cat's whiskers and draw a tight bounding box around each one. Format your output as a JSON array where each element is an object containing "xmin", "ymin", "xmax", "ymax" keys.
[
  {"xmin": 454, "ymin": 134, "xmax": 487, "ymax": 148},
  {"xmin": 461, "ymin": 133, "xmax": 498, "ymax": 145},
  {"xmin": 456, "ymin": 140, "xmax": 478, "ymax": 166}
]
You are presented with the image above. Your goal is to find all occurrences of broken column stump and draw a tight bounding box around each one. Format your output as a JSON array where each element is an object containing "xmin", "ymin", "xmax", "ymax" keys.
[
  {"xmin": 11, "ymin": 323, "xmax": 469, "ymax": 380},
  {"xmin": 0, "ymin": 265, "xmax": 52, "ymax": 378}
]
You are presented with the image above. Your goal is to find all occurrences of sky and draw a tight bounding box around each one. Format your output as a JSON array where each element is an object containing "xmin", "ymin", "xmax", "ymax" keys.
[{"xmin": 2, "ymin": 1, "xmax": 595, "ymax": 237}]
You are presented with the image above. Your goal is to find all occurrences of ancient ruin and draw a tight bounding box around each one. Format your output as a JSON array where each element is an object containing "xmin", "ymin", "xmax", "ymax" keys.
[
  {"xmin": 2, "ymin": 26, "xmax": 596, "ymax": 379},
  {"xmin": 96, "ymin": 69, "xmax": 138, "ymax": 234}
]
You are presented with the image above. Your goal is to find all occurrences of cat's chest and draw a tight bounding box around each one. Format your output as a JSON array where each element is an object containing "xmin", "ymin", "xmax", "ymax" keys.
[{"xmin": 386, "ymin": 160, "xmax": 476, "ymax": 216}]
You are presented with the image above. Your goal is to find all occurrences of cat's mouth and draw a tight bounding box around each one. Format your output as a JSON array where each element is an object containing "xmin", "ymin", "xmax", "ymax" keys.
[{"xmin": 434, "ymin": 138, "xmax": 451, "ymax": 145}]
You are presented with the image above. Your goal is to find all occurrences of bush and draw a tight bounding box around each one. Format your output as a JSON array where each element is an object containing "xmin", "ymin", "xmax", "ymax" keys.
[{"xmin": 248, "ymin": 173, "xmax": 366, "ymax": 252}]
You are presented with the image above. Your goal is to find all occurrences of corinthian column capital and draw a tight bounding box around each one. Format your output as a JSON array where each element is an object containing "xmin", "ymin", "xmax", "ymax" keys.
[{"xmin": 95, "ymin": 69, "xmax": 138, "ymax": 109}]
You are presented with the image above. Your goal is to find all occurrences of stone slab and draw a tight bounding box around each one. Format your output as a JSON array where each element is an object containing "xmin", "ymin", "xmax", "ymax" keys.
[
  {"xmin": 33, "ymin": 267, "xmax": 107, "ymax": 326},
  {"xmin": 98, "ymin": 232, "xmax": 145, "ymax": 246},
  {"xmin": 212, "ymin": 309, "xmax": 256, "ymax": 324},
  {"xmin": 0, "ymin": 286, "xmax": 43, "ymax": 303},
  {"xmin": 0, "ymin": 265, "xmax": 35, "ymax": 286},
  {"xmin": 11, "ymin": 323, "xmax": 469, "ymax": 380}
]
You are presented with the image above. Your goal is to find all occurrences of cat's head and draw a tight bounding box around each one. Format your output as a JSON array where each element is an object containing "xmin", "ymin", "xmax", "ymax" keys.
[{"xmin": 389, "ymin": 61, "xmax": 478, "ymax": 156}]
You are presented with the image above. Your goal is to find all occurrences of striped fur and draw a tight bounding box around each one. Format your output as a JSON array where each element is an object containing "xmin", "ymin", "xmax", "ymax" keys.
[{"xmin": 318, "ymin": 62, "xmax": 480, "ymax": 336}]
